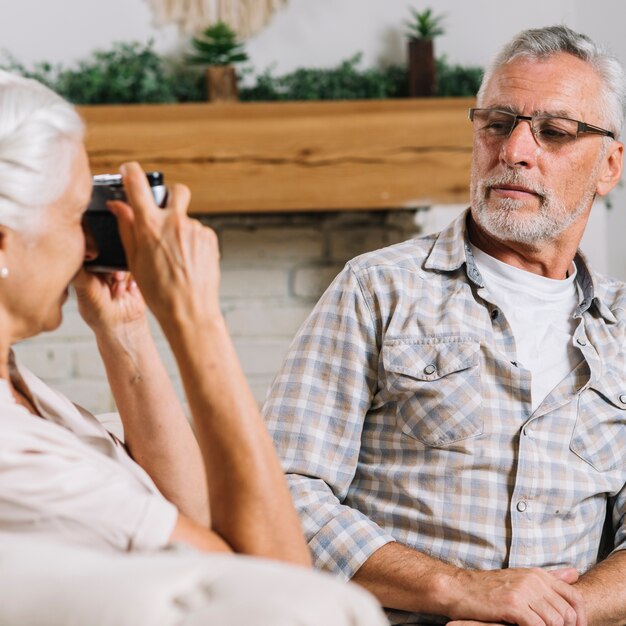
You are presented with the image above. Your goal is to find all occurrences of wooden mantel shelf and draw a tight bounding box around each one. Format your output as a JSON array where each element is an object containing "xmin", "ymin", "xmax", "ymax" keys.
[{"xmin": 79, "ymin": 98, "xmax": 474, "ymax": 215}]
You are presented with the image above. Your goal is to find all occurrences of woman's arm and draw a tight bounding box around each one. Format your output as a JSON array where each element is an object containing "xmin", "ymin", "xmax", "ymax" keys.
[
  {"xmin": 73, "ymin": 271, "xmax": 209, "ymax": 526},
  {"xmin": 110, "ymin": 163, "xmax": 311, "ymax": 566}
]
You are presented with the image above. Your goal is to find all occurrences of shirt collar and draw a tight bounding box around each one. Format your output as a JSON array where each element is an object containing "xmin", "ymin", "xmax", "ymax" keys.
[{"xmin": 423, "ymin": 208, "xmax": 616, "ymax": 324}]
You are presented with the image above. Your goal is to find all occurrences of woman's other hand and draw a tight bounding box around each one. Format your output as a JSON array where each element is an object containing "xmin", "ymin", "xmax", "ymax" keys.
[
  {"xmin": 73, "ymin": 269, "xmax": 147, "ymax": 335},
  {"xmin": 108, "ymin": 162, "xmax": 221, "ymax": 332}
]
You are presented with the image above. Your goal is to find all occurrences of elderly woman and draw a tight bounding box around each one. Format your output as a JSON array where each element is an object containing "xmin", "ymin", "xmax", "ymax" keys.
[{"xmin": 0, "ymin": 71, "xmax": 386, "ymax": 625}]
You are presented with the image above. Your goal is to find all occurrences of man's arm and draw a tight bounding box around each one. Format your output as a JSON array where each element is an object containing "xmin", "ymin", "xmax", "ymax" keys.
[
  {"xmin": 574, "ymin": 545, "xmax": 626, "ymax": 624},
  {"xmin": 353, "ymin": 542, "xmax": 585, "ymax": 626},
  {"xmin": 111, "ymin": 163, "xmax": 311, "ymax": 566}
]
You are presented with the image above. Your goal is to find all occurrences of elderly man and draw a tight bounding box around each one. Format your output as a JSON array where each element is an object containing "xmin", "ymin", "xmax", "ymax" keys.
[{"xmin": 264, "ymin": 25, "xmax": 626, "ymax": 626}]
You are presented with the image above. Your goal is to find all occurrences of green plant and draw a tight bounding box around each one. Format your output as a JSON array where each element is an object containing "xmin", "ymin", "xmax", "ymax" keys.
[
  {"xmin": 187, "ymin": 21, "xmax": 249, "ymax": 67},
  {"xmin": 405, "ymin": 7, "xmax": 446, "ymax": 40},
  {"xmin": 2, "ymin": 42, "xmax": 482, "ymax": 104},
  {"xmin": 1, "ymin": 42, "xmax": 205, "ymax": 104},
  {"xmin": 241, "ymin": 54, "xmax": 408, "ymax": 101},
  {"xmin": 436, "ymin": 56, "xmax": 483, "ymax": 97}
]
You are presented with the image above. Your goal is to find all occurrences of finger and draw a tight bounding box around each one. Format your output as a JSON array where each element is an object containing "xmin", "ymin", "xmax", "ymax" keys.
[
  {"xmin": 71, "ymin": 267, "xmax": 94, "ymax": 290},
  {"xmin": 552, "ymin": 580, "xmax": 587, "ymax": 626},
  {"xmin": 549, "ymin": 568, "xmax": 579, "ymax": 584},
  {"xmin": 530, "ymin": 594, "xmax": 577, "ymax": 626},
  {"xmin": 446, "ymin": 622, "xmax": 504, "ymax": 626},
  {"xmin": 111, "ymin": 271, "xmax": 128, "ymax": 282},
  {"xmin": 118, "ymin": 162, "xmax": 157, "ymax": 224},
  {"xmin": 166, "ymin": 183, "xmax": 191, "ymax": 216},
  {"xmin": 107, "ymin": 200, "xmax": 136, "ymax": 261}
]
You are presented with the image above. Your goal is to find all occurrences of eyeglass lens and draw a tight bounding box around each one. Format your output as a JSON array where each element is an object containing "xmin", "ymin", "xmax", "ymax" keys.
[{"xmin": 471, "ymin": 109, "xmax": 579, "ymax": 149}]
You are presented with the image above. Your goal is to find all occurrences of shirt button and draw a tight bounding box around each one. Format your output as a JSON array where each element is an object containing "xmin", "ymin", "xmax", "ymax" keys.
[
  {"xmin": 424, "ymin": 364, "xmax": 436, "ymax": 375},
  {"xmin": 491, "ymin": 309, "xmax": 499, "ymax": 321},
  {"xmin": 619, "ymin": 394, "xmax": 626, "ymax": 405},
  {"xmin": 516, "ymin": 501, "xmax": 527, "ymax": 512},
  {"xmin": 576, "ymin": 338, "xmax": 587, "ymax": 347}
]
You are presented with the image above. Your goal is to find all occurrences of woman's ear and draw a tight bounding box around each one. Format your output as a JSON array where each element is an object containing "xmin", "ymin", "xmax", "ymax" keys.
[
  {"xmin": 596, "ymin": 140, "xmax": 624, "ymax": 197},
  {"xmin": 0, "ymin": 226, "xmax": 23, "ymax": 278}
]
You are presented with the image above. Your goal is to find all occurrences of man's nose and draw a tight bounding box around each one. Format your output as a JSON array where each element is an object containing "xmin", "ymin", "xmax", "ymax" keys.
[{"xmin": 500, "ymin": 119, "xmax": 540, "ymax": 168}]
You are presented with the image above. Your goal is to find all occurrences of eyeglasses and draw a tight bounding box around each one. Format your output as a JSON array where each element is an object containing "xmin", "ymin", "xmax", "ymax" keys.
[{"xmin": 468, "ymin": 107, "xmax": 615, "ymax": 151}]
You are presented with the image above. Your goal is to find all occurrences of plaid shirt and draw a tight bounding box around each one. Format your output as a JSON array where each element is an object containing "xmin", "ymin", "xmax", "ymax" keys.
[{"xmin": 263, "ymin": 210, "xmax": 626, "ymax": 625}]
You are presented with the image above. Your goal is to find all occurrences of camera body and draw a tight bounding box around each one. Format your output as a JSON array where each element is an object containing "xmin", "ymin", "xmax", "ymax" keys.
[{"xmin": 83, "ymin": 172, "xmax": 167, "ymax": 272}]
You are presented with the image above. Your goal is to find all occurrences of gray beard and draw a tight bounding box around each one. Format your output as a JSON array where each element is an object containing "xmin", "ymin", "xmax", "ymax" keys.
[{"xmin": 470, "ymin": 169, "xmax": 597, "ymax": 245}]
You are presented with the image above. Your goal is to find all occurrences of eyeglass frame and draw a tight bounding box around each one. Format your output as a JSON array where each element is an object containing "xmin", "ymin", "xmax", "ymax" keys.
[{"xmin": 468, "ymin": 107, "xmax": 615, "ymax": 148}]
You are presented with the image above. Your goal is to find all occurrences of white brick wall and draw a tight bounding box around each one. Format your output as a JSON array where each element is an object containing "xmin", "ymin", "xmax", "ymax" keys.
[{"xmin": 14, "ymin": 209, "xmax": 423, "ymax": 414}]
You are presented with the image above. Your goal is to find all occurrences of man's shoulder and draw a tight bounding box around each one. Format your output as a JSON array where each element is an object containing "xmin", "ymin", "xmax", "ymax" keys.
[
  {"xmin": 346, "ymin": 233, "xmax": 439, "ymax": 276},
  {"xmin": 593, "ymin": 270, "xmax": 626, "ymax": 315}
]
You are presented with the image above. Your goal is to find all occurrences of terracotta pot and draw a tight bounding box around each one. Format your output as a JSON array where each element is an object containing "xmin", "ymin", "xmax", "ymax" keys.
[
  {"xmin": 408, "ymin": 38, "xmax": 436, "ymax": 97},
  {"xmin": 205, "ymin": 65, "xmax": 239, "ymax": 103}
]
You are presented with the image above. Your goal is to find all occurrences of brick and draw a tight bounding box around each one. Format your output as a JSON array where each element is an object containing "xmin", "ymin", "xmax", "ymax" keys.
[
  {"xmin": 291, "ymin": 264, "xmax": 343, "ymax": 299},
  {"xmin": 154, "ymin": 341, "xmax": 183, "ymax": 378},
  {"xmin": 74, "ymin": 344, "xmax": 107, "ymax": 378},
  {"xmin": 52, "ymin": 379, "xmax": 115, "ymax": 415},
  {"xmin": 247, "ymin": 376, "xmax": 275, "ymax": 406},
  {"xmin": 220, "ymin": 228, "xmax": 323, "ymax": 262},
  {"xmin": 225, "ymin": 305, "xmax": 311, "ymax": 337},
  {"xmin": 220, "ymin": 268, "xmax": 289, "ymax": 299},
  {"xmin": 54, "ymin": 306, "xmax": 94, "ymax": 340},
  {"xmin": 12, "ymin": 343, "xmax": 73, "ymax": 380},
  {"xmin": 329, "ymin": 228, "xmax": 397, "ymax": 262},
  {"xmin": 233, "ymin": 339, "xmax": 292, "ymax": 377}
]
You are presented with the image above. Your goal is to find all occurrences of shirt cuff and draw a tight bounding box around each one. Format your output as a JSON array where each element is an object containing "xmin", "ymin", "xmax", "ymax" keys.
[{"xmin": 307, "ymin": 508, "xmax": 396, "ymax": 580}]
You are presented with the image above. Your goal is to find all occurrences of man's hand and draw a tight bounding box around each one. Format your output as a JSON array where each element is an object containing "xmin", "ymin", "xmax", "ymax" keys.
[{"xmin": 446, "ymin": 567, "xmax": 586, "ymax": 626}]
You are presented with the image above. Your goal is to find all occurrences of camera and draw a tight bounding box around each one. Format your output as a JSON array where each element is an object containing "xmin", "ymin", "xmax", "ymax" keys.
[{"xmin": 83, "ymin": 171, "xmax": 167, "ymax": 272}]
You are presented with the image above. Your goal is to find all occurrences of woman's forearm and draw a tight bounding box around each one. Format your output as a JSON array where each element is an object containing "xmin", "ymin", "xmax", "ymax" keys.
[
  {"xmin": 162, "ymin": 312, "xmax": 311, "ymax": 566},
  {"xmin": 95, "ymin": 319, "xmax": 209, "ymax": 526}
]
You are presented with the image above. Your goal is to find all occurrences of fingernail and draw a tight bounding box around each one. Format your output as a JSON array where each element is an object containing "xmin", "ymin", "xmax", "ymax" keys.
[{"xmin": 119, "ymin": 164, "xmax": 128, "ymax": 176}]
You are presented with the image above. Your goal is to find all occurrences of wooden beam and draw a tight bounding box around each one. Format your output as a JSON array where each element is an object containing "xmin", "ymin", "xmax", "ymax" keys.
[{"xmin": 79, "ymin": 98, "xmax": 474, "ymax": 214}]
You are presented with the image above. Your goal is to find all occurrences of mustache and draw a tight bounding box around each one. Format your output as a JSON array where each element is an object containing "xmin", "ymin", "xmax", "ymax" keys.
[{"xmin": 480, "ymin": 171, "xmax": 548, "ymax": 199}]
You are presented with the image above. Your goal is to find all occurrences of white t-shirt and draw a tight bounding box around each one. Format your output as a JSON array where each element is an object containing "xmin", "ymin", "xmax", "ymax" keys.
[
  {"xmin": 0, "ymin": 354, "xmax": 178, "ymax": 552},
  {"xmin": 470, "ymin": 245, "xmax": 583, "ymax": 412}
]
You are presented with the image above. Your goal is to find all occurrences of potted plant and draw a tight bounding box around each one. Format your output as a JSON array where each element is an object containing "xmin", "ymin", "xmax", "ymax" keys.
[
  {"xmin": 405, "ymin": 7, "xmax": 445, "ymax": 97},
  {"xmin": 187, "ymin": 21, "xmax": 249, "ymax": 103}
]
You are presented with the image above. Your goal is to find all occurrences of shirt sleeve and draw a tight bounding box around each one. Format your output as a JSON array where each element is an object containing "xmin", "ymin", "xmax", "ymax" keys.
[
  {"xmin": 0, "ymin": 425, "xmax": 178, "ymax": 552},
  {"xmin": 610, "ymin": 486, "xmax": 626, "ymax": 554},
  {"xmin": 263, "ymin": 263, "xmax": 395, "ymax": 580}
]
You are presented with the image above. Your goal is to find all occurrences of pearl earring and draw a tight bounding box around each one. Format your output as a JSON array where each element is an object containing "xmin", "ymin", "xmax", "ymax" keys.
[{"xmin": 0, "ymin": 267, "xmax": 9, "ymax": 278}]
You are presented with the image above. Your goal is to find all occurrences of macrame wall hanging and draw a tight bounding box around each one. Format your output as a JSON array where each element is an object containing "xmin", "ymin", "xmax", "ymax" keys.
[{"xmin": 147, "ymin": 0, "xmax": 290, "ymax": 38}]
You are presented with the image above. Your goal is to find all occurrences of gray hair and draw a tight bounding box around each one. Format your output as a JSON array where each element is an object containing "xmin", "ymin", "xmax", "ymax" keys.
[
  {"xmin": 0, "ymin": 71, "xmax": 84, "ymax": 232},
  {"xmin": 477, "ymin": 25, "xmax": 626, "ymax": 138}
]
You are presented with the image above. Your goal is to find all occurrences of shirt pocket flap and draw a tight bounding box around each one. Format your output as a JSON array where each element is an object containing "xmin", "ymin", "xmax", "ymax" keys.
[
  {"xmin": 571, "ymin": 370, "xmax": 626, "ymax": 472},
  {"xmin": 589, "ymin": 371, "xmax": 626, "ymax": 410},
  {"xmin": 383, "ymin": 337, "xmax": 480, "ymax": 381}
]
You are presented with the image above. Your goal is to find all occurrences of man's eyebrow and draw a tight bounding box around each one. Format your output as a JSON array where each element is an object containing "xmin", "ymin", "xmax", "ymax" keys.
[{"xmin": 488, "ymin": 104, "xmax": 578, "ymax": 119}]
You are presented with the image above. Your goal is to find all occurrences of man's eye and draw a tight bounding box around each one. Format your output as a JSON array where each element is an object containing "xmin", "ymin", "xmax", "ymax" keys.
[
  {"xmin": 484, "ymin": 119, "xmax": 512, "ymax": 134},
  {"xmin": 536, "ymin": 123, "xmax": 575, "ymax": 142}
]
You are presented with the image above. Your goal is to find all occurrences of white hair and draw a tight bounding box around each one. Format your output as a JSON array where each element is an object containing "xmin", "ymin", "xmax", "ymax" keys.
[
  {"xmin": 477, "ymin": 25, "xmax": 626, "ymax": 138},
  {"xmin": 0, "ymin": 70, "xmax": 84, "ymax": 232}
]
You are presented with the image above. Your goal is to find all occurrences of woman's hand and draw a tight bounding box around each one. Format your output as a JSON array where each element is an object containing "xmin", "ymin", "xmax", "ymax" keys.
[
  {"xmin": 72, "ymin": 268, "xmax": 147, "ymax": 335},
  {"xmin": 108, "ymin": 162, "xmax": 222, "ymax": 332}
]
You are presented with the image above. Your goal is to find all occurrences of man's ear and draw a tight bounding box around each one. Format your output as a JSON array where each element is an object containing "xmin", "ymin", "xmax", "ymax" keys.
[{"xmin": 596, "ymin": 140, "xmax": 624, "ymax": 197}]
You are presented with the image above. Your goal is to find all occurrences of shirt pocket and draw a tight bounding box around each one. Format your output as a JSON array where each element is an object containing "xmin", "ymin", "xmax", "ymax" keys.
[
  {"xmin": 570, "ymin": 370, "xmax": 626, "ymax": 472},
  {"xmin": 381, "ymin": 335, "xmax": 483, "ymax": 447}
]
